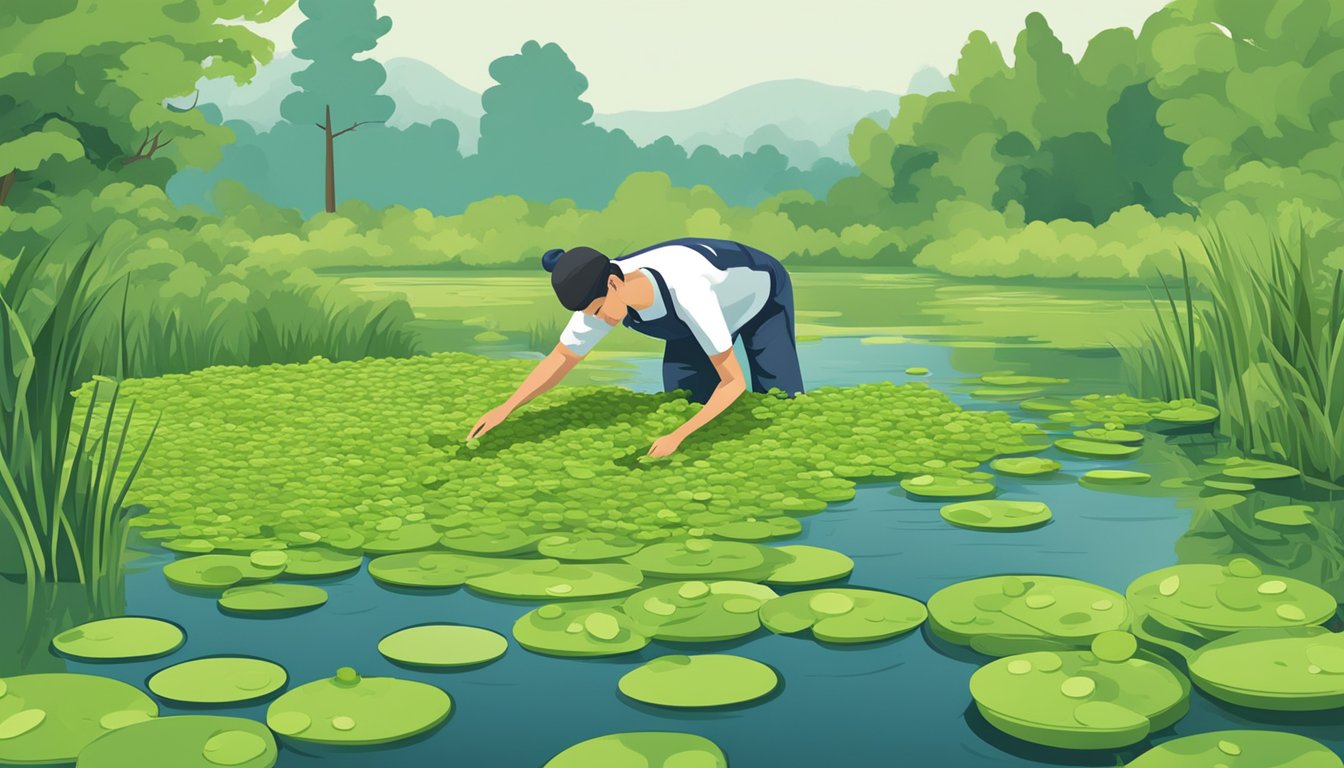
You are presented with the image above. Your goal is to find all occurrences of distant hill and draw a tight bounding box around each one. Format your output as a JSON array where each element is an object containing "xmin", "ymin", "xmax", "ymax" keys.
[{"xmin": 195, "ymin": 56, "xmax": 947, "ymax": 165}]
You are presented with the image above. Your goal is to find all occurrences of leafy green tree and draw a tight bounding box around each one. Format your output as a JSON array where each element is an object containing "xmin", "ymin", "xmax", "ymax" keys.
[{"xmin": 280, "ymin": 0, "xmax": 395, "ymax": 212}]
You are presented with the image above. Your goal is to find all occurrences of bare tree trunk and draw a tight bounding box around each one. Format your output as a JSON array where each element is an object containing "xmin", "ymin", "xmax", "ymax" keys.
[
  {"xmin": 324, "ymin": 105, "xmax": 336, "ymax": 214},
  {"xmin": 0, "ymin": 170, "xmax": 15, "ymax": 208}
]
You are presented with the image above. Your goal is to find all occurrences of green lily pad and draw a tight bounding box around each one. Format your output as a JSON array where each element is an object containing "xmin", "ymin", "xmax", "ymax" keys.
[
  {"xmin": 989, "ymin": 457, "xmax": 1061, "ymax": 477},
  {"xmin": 940, "ymin": 500, "xmax": 1052, "ymax": 531},
  {"xmin": 1253, "ymin": 504, "xmax": 1315, "ymax": 528},
  {"xmin": 973, "ymin": 386, "xmax": 1045, "ymax": 401},
  {"xmin": 705, "ymin": 516, "xmax": 802, "ymax": 541},
  {"xmin": 928, "ymin": 575, "xmax": 1129, "ymax": 656},
  {"xmin": 1020, "ymin": 398, "xmax": 1072, "ymax": 413},
  {"xmin": 618, "ymin": 654, "xmax": 777, "ymax": 708},
  {"xmin": 283, "ymin": 547, "xmax": 363, "ymax": 578},
  {"xmin": 622, "ymin": 581, "xmax": 777, "ymax": 642},
  {"xmin": 1188, "ymin": 626, "xmax": 1344, "ymax": 711},
  {"xmin": 904, "ymin": 367, "xmax": 929, "ymax": 376},
  {"xmin": 1073, "ymin": 428, "xmax": 1144, "ymax": 444},
  {"xmin": 899, "ymin": 474, "xmax": 996, "ymax": 499},
  {"xmin": 1080, "ymin": 470, "xmax": 1151, "ymax": 486},
  {"xmin": 1152, "ymin": 403, "xmax": 1219, "ymax": 424},
  {"xmin": 512, "ymin": 600, "xmax": 650, "ymax": 657},
  {"xmin": 1126, "ymin": 562, "xmax": 1336, "ymax": 637},
  {"xmin": 970, "ymin": 647, "xmax": 1189, "ymax": 749},
  {"xmin": 439, "ymin": 526, "xmax": 543, "ymax": 555},
  {"xmin": 1221, "ymin": 458, "xmax": 1301, "ymax": 481},
  {"xmin": 377, "ymin": 625, "xmax": 508, "ymax": 667},
  {"xmin": 163, "ymin": 555, "xmax": 284, "ymax": 590},
  {"xmin": 77, "ymin": 715, "xmax": 277, "ymax": 768},
  {"xmin": 759, "ymin": 588, "xmax": 927, "ymax": 643},
  {"xmin": 980, "ymin": 374, "xmax": 1069, "ymax": 387},
  {"xmin": 536, "ymin": 535, "xmax": 642, "ymax": 561},
  {"xmin": 265, "ymin": 668, "xmax": 450, "ymax": 745},
  {"xmin": 763, "ymin": 545, "xmax": 854, "ymax": 586},
  {"xmin": 1126, "ymin": 730, "xmax": 1344, "ymax": 767},
  {"xmin": 51, "ymin": 617, "xmax": 185, "ymax": 661},
  {"xmin": 1053, "ymin": 439, "xmax": 1140, "ymax": 459},
  {"xmin": 544, "ymin": 731, "xmax": 728, "ymax": 768},
  {"xmin": 1205, "ymin": 479, "xmax": 1257, "ymax": 492},
  {"xmin": 362, "ymin": 523, "xmax": 443, "ymax": 555},
  {"xmin": 219, "ymin": 584, "xmax": 328, "ymax": 614},
  {"xmin": 0, "ymin": 674, "xmax": 158, "ymax": 764},
  {"xmin": 367, "ymin": 552, "xmax": 514, "ymax": 588},
  {"xmin": 466, "ymin": 560, "xmax": 643, "ymax": 600},
  {"xmin": 148, "ymin": 657, "xmax": 288, "ymax": 704},
  {"xmin": 624, "ymin": 540, "xmax": 790, "ymax": 581}
]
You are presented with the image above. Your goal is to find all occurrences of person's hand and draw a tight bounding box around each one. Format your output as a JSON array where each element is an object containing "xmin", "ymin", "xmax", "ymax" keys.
[
  {"xmin": 647, "ymin": 432, "xmax": 685, "ymax": 458},
  {"xmin": 467, "ymin": 404, "xmax": 512, "ymax": 441}
]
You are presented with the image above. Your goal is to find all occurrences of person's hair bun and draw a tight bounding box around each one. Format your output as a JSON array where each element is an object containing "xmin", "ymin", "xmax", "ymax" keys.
[{"xmin": 541, "ymin": 248, "xmax": 565, "ymax": 273}]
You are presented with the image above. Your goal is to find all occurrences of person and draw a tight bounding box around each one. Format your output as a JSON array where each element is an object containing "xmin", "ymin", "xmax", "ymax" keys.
[{"xmin": 466, "ymin": 237, "xmax": 805, "ymax": 457}]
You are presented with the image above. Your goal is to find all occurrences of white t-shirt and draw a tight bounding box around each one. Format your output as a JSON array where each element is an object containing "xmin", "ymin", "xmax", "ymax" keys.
[{"xmin": 558, "ymin": 244, "xmax": 771, "ymax": 357}]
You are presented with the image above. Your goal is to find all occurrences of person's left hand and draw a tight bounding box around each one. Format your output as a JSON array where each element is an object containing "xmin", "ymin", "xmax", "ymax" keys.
[{"xmin": 647, "ymin": 432, "xmax": 685, "ymax": 458}]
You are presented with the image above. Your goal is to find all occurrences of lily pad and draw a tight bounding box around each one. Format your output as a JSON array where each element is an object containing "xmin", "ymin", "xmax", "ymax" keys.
[
  {"xmin": 1053, "ymin": 439, "xmax": 1140, "ymax": 459},
  {"xmin": 759, "ymin": 588, "xmax": 927, "ymax": 644},
  {"xmin": 904, "ymin": 367, "xmax": 929, "ymax": 376},
  {"xmin": 544, "ymin": 732, "xmax": 727, "ymax": 768},
  {"xmin": 763, "ymin": 545, "xmax": 854, "ymax": 586},
  {"xmin": 219, "ymin": 584, "xmax": 328, "ymax": 614},
  {"xmin": 0, "ymin": 674, "xmax": 157, "ymax": 764},
  {"xmin": 76, "ymin": 715, "xmax": 277, "ymax": 768},
  {"xmin": 163, "ymin": 555, "xmax": 284, "ymax": 590},
  {"xmin": 899, "ymin": 474, "xmax": 996, "ymax": 499},
  {"xmin": 1020, "ymin": 398, "xmax": 1072, "ymax": 413},
  {"xmin": 282, "ymin": 548, "xmax": 363, "ymax": 578},
  {"xmin": 148, "ymin": 657, "xmax": 288, "ymax": 704},
  {"xmin": 940, "ymin": 500, "xmax": 1052, "ymax": 531},
  {"xmin": 1221, "ymin": 458, "xmax": 1301, "ymax": 481},
  {"xmin": 512, "ymin": 600, "xmax": 650, "ymax": 657},
  {"xmin": 1080, "ymin": 470, "xmax": 1151, "ymax": 486},
  {"xmin": 980, "ymin": 374, "xmax": 1069, "ymax": 387},
  {"xmin": 705, "ymin": 516, "xmax": 801, "ymax": 541},
  {"xmin": 1126, "ymin": 562, "xmax": 1336, "ymax": 637},
  {"xmin": 51, "ymin": 617, "xmax": 185, "ymax": 661},
  {"xmin": 536, "ymin": 535, "xmax": 642, "ymax": 561},
  {"xmin": 622, "ymin": 581, "xmax": 777, "ymax": 642},
  {"xmin": 466, "ymin": 560, "xmax": 644, "ymax": 600},
  {"xmin": 989, "ymin": 457, "xmax": 1060, "ymax": 477},
  {"xmin": 1126, "ymin": 730, "xmax": 1344, "ymax": 767},
  {"xmin": 362, "ymin": 523, "xmax": 443, "ymax": 555},
  {"xmin": 1152, "ymin": 402, "xmax": 1219, "ymax": 424},
  {"xmin": 618, "ymin": 654, "xmax": 777, "ymax": 708},
  {"xmin": 970, "ymin": 646, "xmax": 1189, "ymax": 749},
  {"xmin": 928, "ymin": 575, "xmax": 1129, "ymax": 656},
  {"xmin": 1188, "ymin": 626, "xmax": 1344, "ymax": 711},
  {"xmin": 1204, "ymin": 479, "xmax": 1256, "ymax": 492},
  {"xmin": 367, "ymin": 552, "xmax": 513, "ymax": 588},
  {"xmin": 265, "ymin": 668, "xmax": 450, "ymax": 745},
  {"xmin": 377, "ymin": 625, "xmax": 508, "ymax": 668},
  {"xmin": 1073, "ymin": 428, "xmax": 1144, "ymax": 444},
  {"xmin": 439, "ymin": 526, "xmax": 543, "ymax": 555},
  {"xmin": 624, "ymin": 540, "xmax": 790, "ymax": 581},
  {"xmin": 1253, "ymin": 505, "xmax": 1315, "ymax": 528}
]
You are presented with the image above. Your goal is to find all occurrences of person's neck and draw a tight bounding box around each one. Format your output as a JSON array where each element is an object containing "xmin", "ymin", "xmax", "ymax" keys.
[{"xmin": 627, "ymin": 269, "xmax": 656, "ymax": 312}]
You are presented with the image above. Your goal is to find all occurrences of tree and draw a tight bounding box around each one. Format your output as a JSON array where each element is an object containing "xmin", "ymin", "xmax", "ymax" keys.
[{"xmin": 280, "ymin": 0, "xmax": 395, "ymax": 213}]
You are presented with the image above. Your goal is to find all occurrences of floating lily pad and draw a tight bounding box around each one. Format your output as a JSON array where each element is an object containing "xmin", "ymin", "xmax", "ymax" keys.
[
  {"xmin": 1073, "ymin": 428, "xmax": 1144, "ymax": 444},
  {"xmin": 980, "ymin": 374, "xmax": 1069, "ymax": 387},
  {"xmin": 928, "ymin": 575, "xmax": 1129, "ymax": 656},
  {"xmin": 1020, "ymin": 398, "xmax": 1072, "ymax": 413},
  {"xmin": 1254, "ymin": 505, "xmax": 1315, "ymax": 528},
  {"xmin": 367, "ymin": 552, "xmax": 513, "ymax": 588},
  {"xmin": 899, "ymin": 474, "xmax": 996, "ymax": 499},
  {"xmin": 970, "ymin": 646, "xmax": 1189, "ymax": 749},
  {"xmin": 148, "ymin": 657, "xmax": 288, "ymax": 704},
  {"xmin": 440, "ymin": 526, "xmax": 542, "ymax": 555},
  {"xmin": 265, "ymin": 668, "xmax": 450, "ymax": 745},
  {"xmin": 763, "ymin": 545, "xmax": 854, "ymax": 585},
  {"xmin": 362, "ymin": 523, "xmax": 443, "ymax": 555},
  {"xmin": 0, "ymin": 674, "xmax": 157, "ymax": 764},
  {"xmin": 705, "ymin": 516, "xmax": 801, "ymax": 541},
  {"xmin": 77, "ymin": 715, "xmax": 277, "ymax": 768},
  {"xmin": 624, "ymin": 540, "xmax": 790, "ymax": 581},
  {"xmin": 283, "ymin": 548, "xmax": 363, "ymax": 578},
  {"xmin": 1079, "ymin": 469, "xmax": 1151, "ymax": 486},
  {"xmin": 618, "ymin": 654, "xmax": 777, "ymax": 708},
  {"xmin": 1126, "ymin": 730, "xmax": 1344, "ymax": 767},
  {"xmin": 1188, "ymin": 626, "xmax": 1344, "ymax": 711},
  {"xmin": 1053, "ymin": 439, "xmax": 1140, "ymax": 459},
  {"xmin": 219, "ymin": 584, "xmax": 327, "ymax": 614},
  {"xmin": 759, "ymin": 588, "xmax": 926, "ymax": 644},
  {"xmin": 904, "ymin": 367, "xmax": 929, "ymax": 376},
  {"xmin": 1221, "ymin": 458, "xmax": 1301, "ymax": 481},
  {"xmin": 536, "ymin": 535, "xmax": 642, "ymax": 561},
  {"xmin": 1204, "ymin": 479, "xmax": 1256, "ymax": 493},
  {"xmin": 940, "ymin": 500, "xmax": 1052, "ymax": 531},
  {"xmin": 622, "ymin": 581, "xmax": 777, "ymax": 642},
  {"xmin": 163, "ymin": 555, "xmax": 284, "ymax": 590},
  {"xmin": 467, "ymin": 560, "xmax": 643, "ymax": 600},
  {"xmin": 512, "ymin": 600, "xmax": 650, "ymax": 657},
  {"xmin": 973, "ymin": 386, "xmax": 1044, "ymax": 401},
  {"xmin": 377, "ymin": 625, "xmax": 508, "ymax": 668},
  {"xmin": 1152, "ymin": 403, "xmax": 1219, "ymax": 425},
  {"xmin": 1126, "ymin": 562, "xmax": 1336, "ymax": 638},
  {"xmin": 544, "ymin": 731, "xmax": 728, "ymax": 768},
  {"xmin": 51, "ymin": 617, "xmax": 185, "ymax": 661},
  {"xmin": 990, "ymin": 457, "xmax": 1061, "ymax": 477}
]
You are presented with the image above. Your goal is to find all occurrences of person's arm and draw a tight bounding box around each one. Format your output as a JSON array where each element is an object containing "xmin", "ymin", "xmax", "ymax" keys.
[
  {"xmin": 466, "ymin": 344, "xmax": 582, "ymax": 440},
  {"xmin": 648, "ymin": 347, "xmax": 747, "ymax": 457}
]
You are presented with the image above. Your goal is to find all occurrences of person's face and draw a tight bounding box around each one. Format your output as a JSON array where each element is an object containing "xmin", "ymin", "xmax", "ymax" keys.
[{"xmin": 582, "ymin": 275, "xmax": 627, "ymax": 326}]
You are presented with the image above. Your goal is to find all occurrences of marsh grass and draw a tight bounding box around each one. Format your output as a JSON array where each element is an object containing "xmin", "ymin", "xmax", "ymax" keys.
[
  {"xmin": 528, "ymin": 315, "xmax": 565, "ymax": 354},
  {"xmin": 0, "ymin": 239, "xmax": 156, "ymax": 628},
  {"xmin": 1119, "ymin": 222, "xmax": 1344, "ymax": 485}
]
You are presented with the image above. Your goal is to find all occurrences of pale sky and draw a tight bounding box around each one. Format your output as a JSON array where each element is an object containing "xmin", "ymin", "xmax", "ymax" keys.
[{"xmin": 256, "ymin": 1, "xmax": 1172, "ymax": 113}]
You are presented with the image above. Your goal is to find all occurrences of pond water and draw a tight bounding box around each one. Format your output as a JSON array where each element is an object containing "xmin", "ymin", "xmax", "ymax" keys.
[{"xmin": 49, "ymin": 331, "xmax": 1344, "ymax": 767}]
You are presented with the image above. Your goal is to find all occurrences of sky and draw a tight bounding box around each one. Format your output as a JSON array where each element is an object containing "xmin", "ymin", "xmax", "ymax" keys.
[{"xmin": 256, "ymin": 1, "xmax": 1173, "ymax": 113}]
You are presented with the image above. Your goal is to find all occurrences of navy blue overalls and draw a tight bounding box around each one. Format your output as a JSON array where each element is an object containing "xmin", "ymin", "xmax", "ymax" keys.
[{"xmin": 614, "ymin": 237, "xmax": 805, "ymax": 404}]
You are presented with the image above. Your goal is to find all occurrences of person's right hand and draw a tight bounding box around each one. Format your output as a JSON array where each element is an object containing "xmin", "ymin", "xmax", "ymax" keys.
[{"xmin": 467, "ymin": 404, "xmax": 512, "ymax": 441}]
